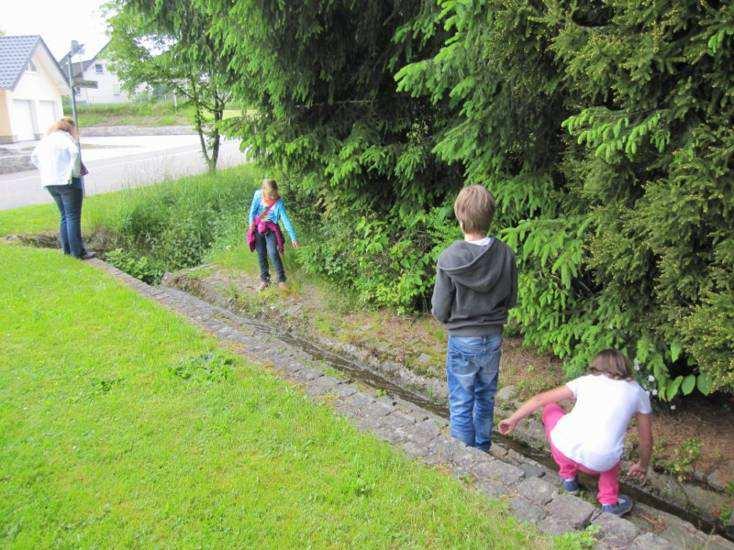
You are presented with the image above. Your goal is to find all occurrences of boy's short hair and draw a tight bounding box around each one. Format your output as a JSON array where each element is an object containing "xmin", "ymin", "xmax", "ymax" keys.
[
  {"xmin": 589, "ymin": 349, "xmax": 632, "ymax": 380},
  {"xmin": 454, "ymin": 185, "xmax": 496, "ymax": 234}
]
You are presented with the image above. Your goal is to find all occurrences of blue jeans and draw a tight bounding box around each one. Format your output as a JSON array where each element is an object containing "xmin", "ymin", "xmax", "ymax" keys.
[
  {"xmin": 446, "ymin": 332, "xmax": 502, "ymax": 451},
  {"xmin": 255, "ymin": 230, "xmax": 286, "ymax": 283},
  {"xmin": 46, "ymin": 178, "xmax": 84, "ymax": 258}
]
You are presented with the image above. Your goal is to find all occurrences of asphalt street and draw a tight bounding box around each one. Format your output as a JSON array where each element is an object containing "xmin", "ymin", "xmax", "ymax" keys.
[{"xmin": 0, "ymin": 136, "xmax": 248, "ymax": 210}]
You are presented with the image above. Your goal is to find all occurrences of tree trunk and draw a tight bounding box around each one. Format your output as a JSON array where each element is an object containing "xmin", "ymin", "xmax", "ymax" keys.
[
  {"xmin": 190, "ymin": 76, "xmax": 213, "ymax": 172},
  {"xmin": 208, "ymin": 100, "xmax": 224, "ymax": 173}
]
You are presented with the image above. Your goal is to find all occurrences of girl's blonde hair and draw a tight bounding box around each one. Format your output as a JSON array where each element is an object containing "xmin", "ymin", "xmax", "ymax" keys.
[
  {"xmin": 261, "ymin": 178, "xmax": 280, "ymax": 200},
  {"xmin": 589, "ymin": 349, "xmax": 632, "ymax": 380},
  {"xmin": 48, "ymin": 116, "xmax": 77, "ymax": 136}
]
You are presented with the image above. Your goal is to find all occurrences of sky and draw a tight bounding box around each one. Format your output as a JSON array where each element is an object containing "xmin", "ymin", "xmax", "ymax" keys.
[{"xmin": 1, "ymin": 0, "xmax": 110, "ymax": 61}]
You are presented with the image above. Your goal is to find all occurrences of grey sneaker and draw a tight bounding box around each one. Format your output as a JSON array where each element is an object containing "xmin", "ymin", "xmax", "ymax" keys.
[
  {"xmin": 601, "ymin": 494, "xmax": 633, "ymax": 516},
  {"xmin": 562, "ymin": 477, "xmax": 579, "ymax": 494}
]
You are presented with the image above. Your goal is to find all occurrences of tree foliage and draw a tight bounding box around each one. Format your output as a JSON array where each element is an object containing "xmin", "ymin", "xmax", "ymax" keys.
[
  {"xmin": 397, "ymin": 0, "xmax": 734, "ymax": 396},
  {"xmin": 106, "ymin": 0, "xmax": 234, "ymax": 171},
  {"xmin": 148, "ymin": 0, "xmax": 734, "ymax": 397}
]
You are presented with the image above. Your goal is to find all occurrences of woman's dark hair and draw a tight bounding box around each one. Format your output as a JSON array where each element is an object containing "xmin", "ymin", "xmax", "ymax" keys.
[{"xmin": 589, "ymin": 349, "xmax": 632, "ymax": 380}]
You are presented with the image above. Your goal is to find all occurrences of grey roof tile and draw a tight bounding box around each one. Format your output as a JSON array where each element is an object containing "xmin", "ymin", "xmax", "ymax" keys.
[{"xmin": 0, "ymin": 35, "xmax": 41, "ymax": 89}]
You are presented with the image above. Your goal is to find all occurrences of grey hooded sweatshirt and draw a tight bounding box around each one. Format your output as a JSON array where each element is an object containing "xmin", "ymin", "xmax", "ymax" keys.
[{"xmin": 431, "ymin": 238, "xmax": 517, "ymax": 336}]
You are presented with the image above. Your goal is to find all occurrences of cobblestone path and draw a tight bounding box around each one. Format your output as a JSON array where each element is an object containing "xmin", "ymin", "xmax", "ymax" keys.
[{"xmin": 91, "ymin": 259, "xmax": 734, "ymax": 550}]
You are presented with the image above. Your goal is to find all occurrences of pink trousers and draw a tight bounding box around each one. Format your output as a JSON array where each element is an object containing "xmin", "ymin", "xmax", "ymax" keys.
[{"xmin": 542, "ymin": 403, "xmax": 620, "ymax": 505}]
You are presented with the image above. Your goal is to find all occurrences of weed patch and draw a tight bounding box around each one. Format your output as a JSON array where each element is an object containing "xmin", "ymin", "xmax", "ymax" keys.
[{"xmin": 168, "ymin": 352, "xmax": 235, "ymax": 383}]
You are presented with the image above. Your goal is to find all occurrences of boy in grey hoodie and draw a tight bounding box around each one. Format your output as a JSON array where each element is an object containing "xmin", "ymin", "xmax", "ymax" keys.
[{"xmin": 431, "ymin": 185, "xmax": 517, "ymax": 451}]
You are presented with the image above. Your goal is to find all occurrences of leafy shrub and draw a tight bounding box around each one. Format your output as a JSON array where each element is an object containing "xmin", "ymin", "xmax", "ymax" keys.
[{"xmin": 105, "ymin": 248, "xmax": 164, "ymax": 285}]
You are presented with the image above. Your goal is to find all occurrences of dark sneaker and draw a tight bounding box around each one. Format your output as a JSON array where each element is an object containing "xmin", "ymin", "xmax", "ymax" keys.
[
  {"xmin": 601, "ymin": 494, "xmax": 633, "ymax": 516},
  {"xmin": 562, "ymin": 477, "xmax": 580, "ymax": 494}
]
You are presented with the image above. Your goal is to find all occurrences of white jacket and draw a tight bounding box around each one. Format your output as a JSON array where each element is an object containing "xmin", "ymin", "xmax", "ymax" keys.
[{"xmin": 30, "ymin": 131, "xmax": 81, "ymax": 188}]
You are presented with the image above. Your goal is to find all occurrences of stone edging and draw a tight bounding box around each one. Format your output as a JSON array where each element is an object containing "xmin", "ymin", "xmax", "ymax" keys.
[
  {"xmin": 80, "ymin": 125, "xmax": 196, "ymax": 137},
  {"xmin": 89, "ymin": 260, "xmax": 733, "ymax": 549}
]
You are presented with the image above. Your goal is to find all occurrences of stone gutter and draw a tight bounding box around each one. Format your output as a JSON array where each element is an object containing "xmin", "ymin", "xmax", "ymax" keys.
[{"xmin": 161, "ymin": 268, "xmax": 734, "ymax": 542}]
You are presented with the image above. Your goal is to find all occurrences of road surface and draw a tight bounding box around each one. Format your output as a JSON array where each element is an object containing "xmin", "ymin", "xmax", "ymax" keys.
[{"xmin": 0, "ymin": 135, "xmax": 248, "ymax": 211}]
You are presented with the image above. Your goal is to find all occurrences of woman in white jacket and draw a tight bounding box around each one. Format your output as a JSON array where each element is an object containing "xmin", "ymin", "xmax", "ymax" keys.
[{"xmin": 31, "ymin": 117, "xmax": 93, "ymax": 259}]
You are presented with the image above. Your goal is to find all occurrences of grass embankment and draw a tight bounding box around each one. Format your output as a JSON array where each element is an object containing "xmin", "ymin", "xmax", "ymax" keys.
[
  {"xmin": 0, "ymin": 244, "xmax": 558, "ymax": 547},
  {"xmin": 70, "ymin": 101, "xmax": 243, "ymax": 127}
]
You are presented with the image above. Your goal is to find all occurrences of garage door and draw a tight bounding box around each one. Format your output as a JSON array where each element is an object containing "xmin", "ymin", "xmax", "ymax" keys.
[
  {"xmin": 11, "ymin": 99, "xmax": 36, "ymax": 141},
  {"xmin": 37, "ymin": 100, "xmax": 58, "ymax": 134}
]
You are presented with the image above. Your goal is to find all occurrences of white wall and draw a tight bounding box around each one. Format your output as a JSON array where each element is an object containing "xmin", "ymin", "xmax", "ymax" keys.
[
  {"xmin": 76, "ymin": 58, "xmax": 131, "ymax": 104},
  {"xmin": 5, "ymin": 49, "xmax": 64, "ymax": 141}
]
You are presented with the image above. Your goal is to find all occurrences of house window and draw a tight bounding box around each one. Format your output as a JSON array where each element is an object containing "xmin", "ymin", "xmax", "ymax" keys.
[
  {"xmin": 27, "ymin": 60, "xmax": 37, "ymax": 72},
  {"xmin": 95, "ymin": 63, "xmax": 104, "ymax": 74}
]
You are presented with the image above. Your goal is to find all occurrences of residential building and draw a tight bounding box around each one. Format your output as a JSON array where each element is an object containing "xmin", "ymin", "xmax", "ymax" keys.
[
  {"xmin": 60, "ymin": 42, "xmax": 133, "ymax": 104},
  {"xmin": 0, "ymin": 35, "xmax": 70, "ymax": 143}
]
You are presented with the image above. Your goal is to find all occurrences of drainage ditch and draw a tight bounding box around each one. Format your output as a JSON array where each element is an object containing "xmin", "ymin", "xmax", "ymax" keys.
[
  {"xmin": 6, "ymin": 234, "xmax": 733, "ymax": 542},
  {"xmin": 199, "ymin": 295, "xmax": 731, "ymax": 541}
]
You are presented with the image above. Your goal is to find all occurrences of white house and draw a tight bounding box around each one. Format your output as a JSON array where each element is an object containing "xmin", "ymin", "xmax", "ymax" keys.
[
  {"xmin": 61, "ymin": 42, "xmax": 133, "ymax": 105},
  {"xmin": 0, "ymin": 35, "xmax": 70, "ymax": 143}
]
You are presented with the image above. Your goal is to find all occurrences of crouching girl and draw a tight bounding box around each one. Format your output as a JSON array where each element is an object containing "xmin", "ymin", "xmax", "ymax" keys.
[{"xmin": 499, "ymin": 349, "xmax": 653, "ymax": 516}]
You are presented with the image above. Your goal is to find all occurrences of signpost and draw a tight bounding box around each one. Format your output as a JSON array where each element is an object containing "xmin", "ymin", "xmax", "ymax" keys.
[{"xmin": 64, "ymin": 40, "xmax": 85, "ymax": 130}]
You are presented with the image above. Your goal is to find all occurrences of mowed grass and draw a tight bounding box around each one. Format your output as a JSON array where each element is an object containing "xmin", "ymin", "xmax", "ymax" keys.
[{"xmin": 0, "ymin": 245, "xmax": 550, "ymax": 547}]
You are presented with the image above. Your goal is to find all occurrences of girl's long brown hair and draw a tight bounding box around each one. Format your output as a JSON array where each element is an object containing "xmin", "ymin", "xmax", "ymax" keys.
[{"xmin": 589, "ymin": 349, "xmax": 632, "ymax": 380}]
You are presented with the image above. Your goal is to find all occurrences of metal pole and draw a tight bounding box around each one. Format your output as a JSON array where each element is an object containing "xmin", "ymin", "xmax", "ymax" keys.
[{"xmin": 66, "ymin": 41, "xmax": 79, "ymax": 129}]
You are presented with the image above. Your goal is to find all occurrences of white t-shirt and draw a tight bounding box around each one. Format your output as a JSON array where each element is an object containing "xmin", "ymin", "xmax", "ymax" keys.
[
  {"xmin": 466, "ymin": 236, "xmax": 493, "ymax": 246},
  {"xmin": 550, "ymin": 374, "xmax": 652, "ymax": 472}
]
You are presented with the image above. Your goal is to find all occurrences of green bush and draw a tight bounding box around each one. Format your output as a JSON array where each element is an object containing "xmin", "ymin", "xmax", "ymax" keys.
[{"xmin": 105, "ymin": 248, "xmax": 164, "ymax": 284}]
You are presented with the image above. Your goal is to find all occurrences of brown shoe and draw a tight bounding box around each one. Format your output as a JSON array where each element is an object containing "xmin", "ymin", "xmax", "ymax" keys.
[
  {"xmin": 278, "ymin": 282, "xmax": 288, "ymax": 290},
  {"xmin": 257, "ymin": 281, "xmax": 269, "ymax": 292}
]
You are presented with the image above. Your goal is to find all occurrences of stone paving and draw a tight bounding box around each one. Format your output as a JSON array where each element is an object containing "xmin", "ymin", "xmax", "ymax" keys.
[{"xmin": 91, "ymin": 259, "xmax": 734, "ymax": 549}]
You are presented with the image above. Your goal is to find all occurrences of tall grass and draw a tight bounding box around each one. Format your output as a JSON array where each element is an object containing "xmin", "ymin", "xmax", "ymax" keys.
[
  {"xmin": 0, "ymin": 165, "xmax": 261, "ymax": 282},
  {"xmin": 95, "ymin": 165, "xmax": 259, "ymax": 281}
]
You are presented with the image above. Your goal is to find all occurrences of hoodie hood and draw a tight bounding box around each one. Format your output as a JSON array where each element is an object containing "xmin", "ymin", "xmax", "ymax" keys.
[
  {"xmin": 438, "ymin": 239, "xmax": 513, "ymax": 293},
  {"xmin": 431, "ymin": 238, "xmax": 518, "ymax": 336}
]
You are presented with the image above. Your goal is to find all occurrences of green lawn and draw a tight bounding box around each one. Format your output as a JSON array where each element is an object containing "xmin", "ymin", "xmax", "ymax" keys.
[
  {"xmin": 0, "ymin": 245, "xmax": 554, "ymax": 547},
  {"xmin": 73, "ymin": 101, "xmax": 195, "ymax": 127}
]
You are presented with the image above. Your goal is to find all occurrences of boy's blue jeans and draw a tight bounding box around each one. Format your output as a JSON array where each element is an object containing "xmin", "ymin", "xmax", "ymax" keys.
[{"xmin": 446, "ymin": 331, "xmax": 502, "ymax": 451}]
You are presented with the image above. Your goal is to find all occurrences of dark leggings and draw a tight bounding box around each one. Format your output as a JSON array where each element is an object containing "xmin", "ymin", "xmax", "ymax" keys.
[{"xmin": 255, "ymin": 230, "xmax": 286, "ymax": 283}]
